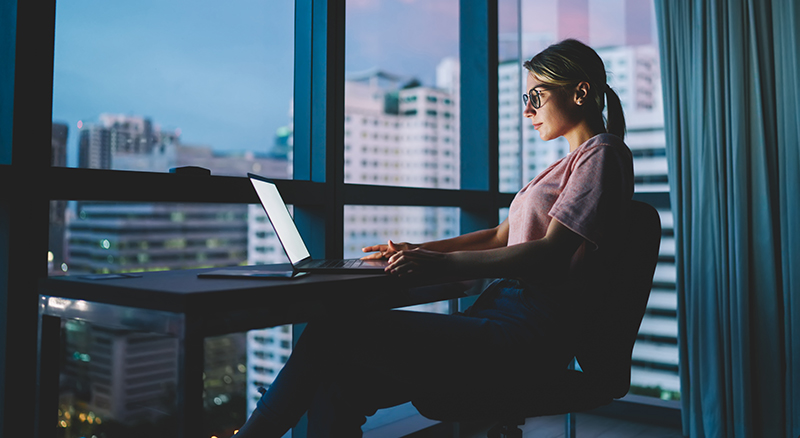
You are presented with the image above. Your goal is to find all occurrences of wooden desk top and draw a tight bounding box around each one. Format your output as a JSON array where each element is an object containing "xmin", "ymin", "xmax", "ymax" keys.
[{"xmin": 39, "ymin": 264, "xmax": 470, "ymax": 334}]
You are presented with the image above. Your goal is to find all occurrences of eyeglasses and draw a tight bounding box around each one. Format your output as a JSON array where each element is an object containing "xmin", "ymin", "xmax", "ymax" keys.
[
  {"xmin": 522, "ymin": 87, "xmax": 549, "ymax": 109},
  {"xmin": 522, "ymin": 84, "xmax": 570, "ymax": 109}
]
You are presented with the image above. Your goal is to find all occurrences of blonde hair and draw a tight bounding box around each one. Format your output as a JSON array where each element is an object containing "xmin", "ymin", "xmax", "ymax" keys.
[{"xmin": 523, "ymin": 39, "xmax": 626, "ymax": 139}]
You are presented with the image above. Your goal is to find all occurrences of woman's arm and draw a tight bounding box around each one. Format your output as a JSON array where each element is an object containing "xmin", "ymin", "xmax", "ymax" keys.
[
  {"xmin": 361, "ymin": 219, "xmax": 509, "ymax": 259},
  {"xmin": 386, "ymin": 217, "xmax": 585, "ymax": 281}
]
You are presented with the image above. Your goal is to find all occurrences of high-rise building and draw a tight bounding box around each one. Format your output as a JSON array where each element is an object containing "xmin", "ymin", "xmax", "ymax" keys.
[
  {"xmin": 245, "ymin": 325, "xmax": 293, "ymax": 416},
  {"xmin": 67, "ymin": 202, "xmax": 249, "ymax": 274},
  {"xmin": 85, "ymin": 328, "xmax": 179, "ymax": 425},
  {"xmin": 78, "ymin": 114, "xmax": 176, "ymax": 170},
  {"xmin": 341, "ymin": 62, "xmax": 461, "ymax": 258}
]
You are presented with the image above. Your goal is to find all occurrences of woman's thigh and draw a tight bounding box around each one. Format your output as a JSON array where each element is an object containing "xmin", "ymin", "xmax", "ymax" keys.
[{"xmin": 298, "ymin": 309, "xmax": 531, "ymax": 394}]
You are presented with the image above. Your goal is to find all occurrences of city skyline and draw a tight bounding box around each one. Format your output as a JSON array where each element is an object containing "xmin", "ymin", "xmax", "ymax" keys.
[{"xmin": 52, "ymin": 0, "xmax": 655, "ymax": 169}]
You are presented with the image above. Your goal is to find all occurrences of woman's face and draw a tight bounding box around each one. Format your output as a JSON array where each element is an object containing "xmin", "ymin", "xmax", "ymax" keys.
[{"xmin": 523, "ymin": 74, "xmax": 583, "ymax": 142}]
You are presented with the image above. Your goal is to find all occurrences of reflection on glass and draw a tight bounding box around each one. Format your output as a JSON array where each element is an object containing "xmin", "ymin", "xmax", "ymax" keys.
[
  {"xmin": 51, "ymin": 0, "xmax": 294, "ymax": 178},
  {"xmin": 48, "ymin": 202, "xmax": 289, "ymax": 277},
  {"xmin": 344, "ymin": 0, "xmax": 460, "ymax": 189},
  {"xmin": 56, "ymin": 320, "xmax": 259, "ymax": 438},
  {"xmin": 499, "ymin": 0, "xmax": 677, "ymax": 401},
  {"xmin": 57, "ymin": 320, "xmax": 179, "ymax": 437}
]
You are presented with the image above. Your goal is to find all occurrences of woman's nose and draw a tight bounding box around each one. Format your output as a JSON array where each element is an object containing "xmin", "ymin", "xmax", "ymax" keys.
[{"xmin": 523, "ymin": 102, "xmax": 536, "ymax": 117}]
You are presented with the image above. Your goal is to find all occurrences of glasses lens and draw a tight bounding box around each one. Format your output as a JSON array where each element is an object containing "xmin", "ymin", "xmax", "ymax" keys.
[{"xmin": 523, "ymin": 90, "xmax": 544, "ymax": 108}]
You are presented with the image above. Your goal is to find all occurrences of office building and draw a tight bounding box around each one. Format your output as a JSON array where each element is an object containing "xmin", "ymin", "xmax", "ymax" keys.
[
  {"xmin": 77, "ymin": 114, "xmax": 174, "ymax": 170},
  {"xmin": 341, "ymin": 63, "xmax": 461, "ymax": 258}
]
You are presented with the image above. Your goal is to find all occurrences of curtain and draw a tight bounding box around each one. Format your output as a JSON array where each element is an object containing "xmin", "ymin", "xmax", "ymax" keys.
[{"xmin": 654, "ymin": 1, "xmax": 800, "ymax": 437}]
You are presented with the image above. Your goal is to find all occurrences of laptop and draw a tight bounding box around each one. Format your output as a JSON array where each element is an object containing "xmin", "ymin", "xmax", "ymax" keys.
[{"xmin": 248, "ymin": 173, "xmax": 389, "ymax": 274}]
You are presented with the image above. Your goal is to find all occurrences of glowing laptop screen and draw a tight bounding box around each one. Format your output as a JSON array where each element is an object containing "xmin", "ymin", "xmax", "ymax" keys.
[{"xmin": 249, "ymin": 177, "xmax": 311, "ymax": 264}]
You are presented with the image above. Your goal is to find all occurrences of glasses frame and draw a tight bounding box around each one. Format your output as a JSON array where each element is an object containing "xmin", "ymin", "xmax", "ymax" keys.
[
  {"xmin": 522, "ymin": 83, "xmax": 575, "ymax": 109},
  {"xmin": 522, "ymin": 87, "xmax": 546, "ymax": 109}
]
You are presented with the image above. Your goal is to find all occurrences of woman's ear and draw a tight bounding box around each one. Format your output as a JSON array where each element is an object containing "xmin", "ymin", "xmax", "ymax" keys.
[{"xmin": 574, "ymin": 81, "xmax": 591, "ymax": 105}]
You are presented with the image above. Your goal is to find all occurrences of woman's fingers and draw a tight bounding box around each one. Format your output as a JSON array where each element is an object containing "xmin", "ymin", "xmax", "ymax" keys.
[
  {"xmin": 386, "ymin": 254, "xmax": 418, "ymax": 276},
  {"xmin": 386, "ymin": 249, "xmax": 446, "ymax": 276},
  {"xmin": 360, "ymin": 243, "xmax": 390, "ymax": 260}
]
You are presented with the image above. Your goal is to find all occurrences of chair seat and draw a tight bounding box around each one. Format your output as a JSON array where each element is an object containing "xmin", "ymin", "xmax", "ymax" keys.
[{"xmin": 412, "ymin": 369, "xmax": 614, "ymax": 423}]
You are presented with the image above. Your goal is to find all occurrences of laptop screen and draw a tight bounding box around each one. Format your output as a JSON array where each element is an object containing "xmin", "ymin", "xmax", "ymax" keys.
[{"xmin": 249, "ymin": 177, "xmax": 311, "ymax": 264}]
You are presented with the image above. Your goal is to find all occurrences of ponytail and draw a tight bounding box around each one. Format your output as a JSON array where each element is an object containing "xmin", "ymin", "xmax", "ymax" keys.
[{"xmin": 604, "ymin": 84, "xmax": 626, "ymax": 140}]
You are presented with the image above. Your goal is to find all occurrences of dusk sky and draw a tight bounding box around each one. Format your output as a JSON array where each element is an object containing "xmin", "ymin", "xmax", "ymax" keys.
[{"xmin": 52, "ymin": 0, "xmax": 653, "ymax": 168}]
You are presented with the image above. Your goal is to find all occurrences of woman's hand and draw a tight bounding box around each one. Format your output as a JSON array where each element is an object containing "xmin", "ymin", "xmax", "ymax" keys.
[
  {"xmin": 361, "ymin": 240, "xmax": 418, "ymax": 260},
  {"xmin": 385, "ymin": 247, "xmax": 455, "ymax": 277}
]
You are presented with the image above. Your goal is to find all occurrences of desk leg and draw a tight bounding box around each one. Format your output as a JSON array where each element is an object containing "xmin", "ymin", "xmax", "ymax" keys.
[
  {"xmin": 177, "ymin": 317, "xmax": 204, "ymax": 438},
  {"xmin": 35, "ymin": 314, "xmax": 61, "ymax": 438}
]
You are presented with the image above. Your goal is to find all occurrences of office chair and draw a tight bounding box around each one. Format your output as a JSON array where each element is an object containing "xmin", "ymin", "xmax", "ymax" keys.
[{"xmin": 413, "ymin": 200, "xmax": 662, "ymax": 438}]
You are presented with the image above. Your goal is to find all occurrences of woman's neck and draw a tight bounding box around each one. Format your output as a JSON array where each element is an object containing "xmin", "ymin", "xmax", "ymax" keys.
[{"xmin": 565, "ymin": 119, "xmax": 606, "ymax": 152}]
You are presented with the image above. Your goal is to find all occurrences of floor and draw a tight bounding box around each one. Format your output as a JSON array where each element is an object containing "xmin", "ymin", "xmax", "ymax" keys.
[{"xmin": 464, "ymin": 413, "xmax": 685, "ymax": 438}]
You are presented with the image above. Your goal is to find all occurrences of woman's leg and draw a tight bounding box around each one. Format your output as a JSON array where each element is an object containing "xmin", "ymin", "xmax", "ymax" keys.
[{"xmin": 235, "ymin": 308, "xmax": 511, "ymax": 437}]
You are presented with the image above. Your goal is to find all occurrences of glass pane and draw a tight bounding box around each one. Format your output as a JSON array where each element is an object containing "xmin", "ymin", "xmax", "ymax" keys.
[
  {"xmin": 51, "ymin": 0, "xmax": 294, "ymax": 178},
  {"xmin": 57, "ymin": 320, "xmax": 179, "ymax": 436},
  {"xmin": 55, "ymin": 320, "xmax": 289, "ymax": 438},
  {"xmin": 498, "ymin": 0, "xmax": 678, "ymax": 400},
  {"xmin": 48, "ymin": 201, "xmax": 288, "ymax": 276},
  {"xmin": 245, "ymin": 325, "xmax": 292, "ymax": 423},
  {"xmin": 344, "ymin": 1, "xmax": 460, "ymax": 189}
]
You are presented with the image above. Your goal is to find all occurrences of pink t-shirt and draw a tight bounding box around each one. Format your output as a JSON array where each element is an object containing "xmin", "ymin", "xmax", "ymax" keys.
[{"xmin": 507, "ymin": 134, "xmax": 633, "ymax": 283}]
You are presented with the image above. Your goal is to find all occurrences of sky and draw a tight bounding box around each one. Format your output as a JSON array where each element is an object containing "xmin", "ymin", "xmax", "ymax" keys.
[{"xmin": 51, "ymin": 0, "xmax": 653, "ymax": 167}]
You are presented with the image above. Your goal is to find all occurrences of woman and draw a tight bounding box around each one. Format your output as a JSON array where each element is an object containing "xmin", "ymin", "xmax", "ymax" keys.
[{"xmin": 235, "ymin": 38, "xmax": 633, "ymax": 437}]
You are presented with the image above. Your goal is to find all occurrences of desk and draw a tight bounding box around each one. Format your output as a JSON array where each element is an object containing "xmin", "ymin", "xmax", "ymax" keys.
[{"xmin": 35, "ymin": 264, "xmax": 468, "ymax": 438}]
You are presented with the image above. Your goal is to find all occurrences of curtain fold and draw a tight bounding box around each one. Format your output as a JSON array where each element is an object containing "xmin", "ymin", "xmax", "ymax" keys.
[{"xmin": 654, "ymin": 1, "xmax": 799, "ymax": 437}]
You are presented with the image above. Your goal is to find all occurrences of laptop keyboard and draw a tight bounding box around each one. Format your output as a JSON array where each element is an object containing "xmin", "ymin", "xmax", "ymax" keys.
[{"xmin": 305, "ymin": 259, "xmax": 361, "ymax": 268}]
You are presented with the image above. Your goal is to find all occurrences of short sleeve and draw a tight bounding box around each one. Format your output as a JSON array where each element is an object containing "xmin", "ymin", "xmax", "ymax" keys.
[{"xmin": 548, "ymin": 135, "xmax": 633, "ymax": 250}]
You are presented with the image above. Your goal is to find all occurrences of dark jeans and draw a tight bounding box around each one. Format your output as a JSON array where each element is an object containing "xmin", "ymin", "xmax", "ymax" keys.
[{"xmin": 256, "ymin": 279, "xmax": 571, "ymax": 437}]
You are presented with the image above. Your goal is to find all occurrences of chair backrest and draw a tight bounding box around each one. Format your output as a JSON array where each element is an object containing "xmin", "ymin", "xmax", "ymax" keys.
[{"xmin": 573, "ymin": 200, "xmax": 662, "ymax": 399}]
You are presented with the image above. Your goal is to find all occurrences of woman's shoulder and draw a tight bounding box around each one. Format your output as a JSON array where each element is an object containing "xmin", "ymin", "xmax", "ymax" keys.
[
  {"xmin": 575, "ymin": 133, "xmax": 632, "ymax": 160},
  {"xmin": 582, "ymin": 133, "xmax": 627, "ymax": 150}
]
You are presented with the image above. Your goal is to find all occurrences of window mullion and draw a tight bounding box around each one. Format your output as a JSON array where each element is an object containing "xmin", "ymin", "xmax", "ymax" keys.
[{"xmin": 460, "ymin": 0, "xmax": 499, "ymax": 234}]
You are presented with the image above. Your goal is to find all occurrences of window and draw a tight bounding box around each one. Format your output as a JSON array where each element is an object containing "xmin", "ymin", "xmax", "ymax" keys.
[
  {"xmin": 344, "ymin": 0, "xmax": 460, "ymax": 190},
  {"xmin": 51, "ymin": 0, "xmax": 294, "ymax": 178}
]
